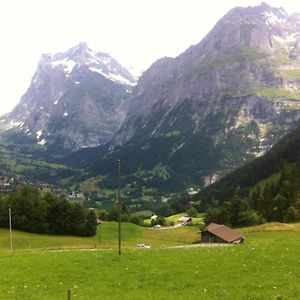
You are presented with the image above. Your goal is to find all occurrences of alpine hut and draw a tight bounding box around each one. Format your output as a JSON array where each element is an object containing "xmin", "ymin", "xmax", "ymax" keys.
[{"xmin": 201, "ymin": 223, "xmax": 244, "ymax": 244}]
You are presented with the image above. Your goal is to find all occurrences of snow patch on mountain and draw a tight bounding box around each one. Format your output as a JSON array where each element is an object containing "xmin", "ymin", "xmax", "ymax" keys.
[
  {"xmin": 38, "ymin": 139, "xmax": 46, "ymax": 145},
  {"xmin": 51, "ymin": 58, "xmax": 77, "ymax": 74},
  {"xmin": 89, "ymin": 67, "xmax": 135, "ymax": 86},
  {"xmin": 263, "ymin": 11, "xmax": 286, "ymax": 25},
  {"xmin": 36, "ymin": 130, "xmax": 43, "ymax": 140},
  {"xmin": 47, "ymin": 43, "xmax": 136, "ymax": 86},
  {"xmin": 9, "ymin": 120, "xmax": 22, "ymax": 128}
]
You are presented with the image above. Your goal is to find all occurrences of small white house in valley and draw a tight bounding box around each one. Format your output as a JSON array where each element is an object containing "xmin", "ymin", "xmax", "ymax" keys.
[{"xmin": 150, "ymin": 214, "xmax": 158, "ymax": 220}]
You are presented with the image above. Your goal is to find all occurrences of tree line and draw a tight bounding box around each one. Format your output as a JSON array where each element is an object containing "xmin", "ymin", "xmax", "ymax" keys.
[
  {"xmin": 0, "ymin": 185, "xmax": 97, "ymax": 236},
  {"xmin": 197, "ymin": 123, "xmax": 300, "ymax": 226},
  {"xmin": 204, "ymin": 163, "xmax": 300, "ymax": 226},
  {"xmin": 199, "ymin": 124, "xmax": 300, "ymax": 205}
]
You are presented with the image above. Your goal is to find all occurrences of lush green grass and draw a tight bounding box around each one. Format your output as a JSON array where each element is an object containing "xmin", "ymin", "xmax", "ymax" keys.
[
  {"xmin": 166, "ymin": 213, "xmax": 204, "ymax": 225},
  {"xmin": 145, "ymin": 213, "xmax": 204, "ymax": 226},
  {"xmin": 240, "ymin": 221, "xmax": 300, "ymax": 233},
  {"xmin": 0, "ymin": 222, "xmax": 199, "ymax": 252},
  {"xmin": 251, "ymin": 87, "xmax": 300, "ymax": 99},
  {"xmin": 1, "ymin": 230, "xmax": 300, "ymax": 299},
  {"xmin": 131, "ymin": 210, "xmax": 153, "ymax": 218},
  {"xmin": 277, "ymin": 68, "xmax": 300, "ymax": 80}
]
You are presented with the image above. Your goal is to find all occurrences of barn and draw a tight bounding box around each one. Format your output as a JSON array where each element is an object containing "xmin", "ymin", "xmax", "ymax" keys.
[
  {"xmin": 201, "ymin": 223, "xmax": 244, "ymax": 244},
  {"xmin": 178, "ymin": 216, "xmax": 192, "ymax": 223}
]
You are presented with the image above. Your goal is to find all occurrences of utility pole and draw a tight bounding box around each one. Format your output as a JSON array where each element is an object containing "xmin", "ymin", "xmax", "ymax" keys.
[
  {"xmin": 117, "ymin": 159, "xmax": 121, "ymax": 255},
  {"xmin": 9, "ymin": 207, "xmax": 13, "ymax": 252},
  {"xmin": 98, "ymin": 221, "xmax": 101, "ymax": 246}
]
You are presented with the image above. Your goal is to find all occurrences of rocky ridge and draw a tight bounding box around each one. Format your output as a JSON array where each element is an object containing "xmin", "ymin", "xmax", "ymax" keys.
[
  {"xmin": 105, "ymin": 2, "xmax": 300, "ymax": 188},
  {"xmin": 0, "ymin": 43, "xmax": 136, "ymax": 151}
]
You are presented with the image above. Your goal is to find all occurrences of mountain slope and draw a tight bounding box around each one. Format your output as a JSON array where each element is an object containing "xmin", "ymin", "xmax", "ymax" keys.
[
  {"xmin": 75, "ymin": 3, "xmax": 300, "ymax": 196},
  {"xmin": 115, "ymin": 3, "xmax": 300, "ymax": 146},
  {"xmin": 198, "ymin": 123, "xmax": 300, "ymax": 203},
  {"xmin": 0, "ymin": 43, "xmax": 136, "ymax": 152}
]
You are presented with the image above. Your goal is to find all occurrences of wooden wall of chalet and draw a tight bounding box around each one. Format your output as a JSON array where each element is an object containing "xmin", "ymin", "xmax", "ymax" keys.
[{"xmin": 201, "ymin": 231, "xmax": 227, "ymax": 243}]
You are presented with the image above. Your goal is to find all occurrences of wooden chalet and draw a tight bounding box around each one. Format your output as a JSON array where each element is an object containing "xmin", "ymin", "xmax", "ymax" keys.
[
  {"xmin": 178, "ymin": 216, "xmax": 192, "ymax": 223},
  {"xmin": 201, "ymin": 223, "xmax": 244, "ymax": 244}
]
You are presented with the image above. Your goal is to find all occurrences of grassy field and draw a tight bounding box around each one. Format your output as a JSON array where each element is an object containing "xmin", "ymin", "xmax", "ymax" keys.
[
  {"xmin": 0, "ymin": 222, "xmax": 199, "ymax": 252},
  {"xmin": 144, "ymin": 212, "xmax": 204, "ymax": 226},
  {"xmin": 1, "ymin": 223, "xmax": 300, "ymax": 299},
  {"xmin": 1, "ymin": 229, "xmax": 300, "ymax": 299},
  {"xmin": 166, "ymin": 213, "xmax": 204, "ymax": 225}
]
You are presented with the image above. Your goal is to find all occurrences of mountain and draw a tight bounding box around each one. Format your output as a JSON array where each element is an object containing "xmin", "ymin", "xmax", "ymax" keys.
[
  {"xmin": 76, "ymin": 2, "xmax": 300, "ymax": 197},
  {"xmin": 0, "ymin": 42, "xmax": 136, "ymax": 152},
  {"xmin": 196, "ymin": 121, "xmax": 300, "ymax": 225},
  {"xmin": 1, "ymin": 3, "xmax": 300, "ymax": 212},
  {"xmin": 198, "ymin": 123, "xmax": 300, "ymax": 203}
]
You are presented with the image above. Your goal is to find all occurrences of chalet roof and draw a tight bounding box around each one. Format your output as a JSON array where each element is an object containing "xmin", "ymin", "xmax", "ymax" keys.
[
  {"xmin": 206, "ymin": 223, "xmax": 222, "ymax": 230},
  {"xmin": 204, "ymin": 223, "xmax": 243, "ymax": 243}
]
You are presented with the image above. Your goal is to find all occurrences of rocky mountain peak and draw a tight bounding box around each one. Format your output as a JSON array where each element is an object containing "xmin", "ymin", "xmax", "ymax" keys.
[
  {"xmin": 34, "ymin": 43, "xmax": 136, "ymax": 87},
  {"xmin": 65, "ymin": 42, "xmax": 90, "ymax": 58},
  {"xmin": 196, "ymin": 2, "xmax": 296, "ymax": 55},
  {"xmin": 0, "ymin": 43, "xmax": 135, "ymax": 151},
  {"xmin": 111, "ymin": 2, "xmax": 300, "ymax": 191}
]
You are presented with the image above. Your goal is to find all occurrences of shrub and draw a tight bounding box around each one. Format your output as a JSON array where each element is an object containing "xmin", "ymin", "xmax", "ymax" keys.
[
  {"xmin": 283, "ymin": 206, "xmax": 300, "ymax": 223},
  {"xmin": 186, "ymin": 207, "xmax": 198, "ymax": 217}
]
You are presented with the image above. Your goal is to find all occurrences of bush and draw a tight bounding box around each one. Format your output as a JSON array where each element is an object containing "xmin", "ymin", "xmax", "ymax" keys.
[
  {"xmin": 283, "ymin": 206, "xmax": 300, "ymax": 223},
  {"xmin": 237, "ymin": 210, "xmax": 265, "ymax": 226},
  {"xmin": 98, "ymin": 209, "xmax": 109, "ymax": 221},
  {"xmin": 151, "ymin": 216, "xmax": 166, "ymax": 227},
  {"xmin": 186, "ymin": 207, "xmax": 198, "ymax": 217},
  {"xmin": 130, "ymin": 216, "xmax": 144, "ymax": 226}
]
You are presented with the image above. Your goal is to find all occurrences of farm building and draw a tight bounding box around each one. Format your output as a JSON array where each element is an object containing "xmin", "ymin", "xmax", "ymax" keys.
[
  {"xmin": 178, "ymin": 216, "xmax": 192, "ymax": 223},
  {"xmin": 201, "ymin": 223, "xmax": 244, "ymax": 244},
  {"xmin": 150, "ymin": 214, "xmax": 158, "ymax": 220}
]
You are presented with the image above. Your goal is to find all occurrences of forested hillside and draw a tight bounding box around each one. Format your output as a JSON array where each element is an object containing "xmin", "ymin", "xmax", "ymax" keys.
[{"xmin": 198, "ymin": 124, "xmax": 300, "ymax": 226}]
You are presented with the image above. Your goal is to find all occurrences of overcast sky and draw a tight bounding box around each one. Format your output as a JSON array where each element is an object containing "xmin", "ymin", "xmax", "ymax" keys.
[{"xmin": 0, "ymin": 0, "xmax": 299, "ymax": 116}]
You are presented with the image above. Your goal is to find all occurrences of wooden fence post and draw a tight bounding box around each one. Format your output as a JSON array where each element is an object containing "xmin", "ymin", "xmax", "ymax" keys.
[{"xmin": 67, "ymin": 289, "xmax": 72, "ymax": 300}]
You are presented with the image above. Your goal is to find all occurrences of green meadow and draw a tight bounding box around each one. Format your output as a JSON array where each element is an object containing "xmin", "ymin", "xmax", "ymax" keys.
[
  {"xmin": 144, "ymin": 213, "xmax": 204, "ymax": 226},
  {"xmin": 0, "ymin": 222, "xmax": 199, "ymax": 251},
  {"xmin": 1, "ymin": 223, "xmax": 300, "ymax": 299}
]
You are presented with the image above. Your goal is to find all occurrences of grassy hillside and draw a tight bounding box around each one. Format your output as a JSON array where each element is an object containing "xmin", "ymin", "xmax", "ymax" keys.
[
  {"xmin": 166, "ymin": 213, "xmax": 204, "ymax": 224},
  {"xmin": 144, "ymin": 213, "xmax": 204, "ymax": 226},
  {"xmin": 0, "ymin": 222, "xmax": 199, "ymax": 252},
  {"xmin": 1, "ymin": 228, "xmax": 300, "ymax": 299}
]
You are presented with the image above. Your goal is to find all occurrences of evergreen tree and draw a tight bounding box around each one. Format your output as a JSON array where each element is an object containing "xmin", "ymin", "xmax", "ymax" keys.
[
  {"xmin": 84, "ymin": 210, "xmax": 97, "ymax": 236},
  {"xmin": 262, "ymin": 183, "xmax": 274, "ymax": 221},
  {"xmin": 283, "ymin": 206, "xmax": 300, "ymax": 223},
  {"xmin": 273, "ymin": 194, "xmax": 289, "ymax": 221},
  {"xmin": 186, "ymin": 207, "xmax": 198, "ymax": 217}
]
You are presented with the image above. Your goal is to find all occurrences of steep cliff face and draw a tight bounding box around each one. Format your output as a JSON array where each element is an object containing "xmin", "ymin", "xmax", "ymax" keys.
[
  {"xmin": 115, "ymin": 3, "xmax": 300, "ymax": 144},
  {"xmin": 1, "ymin": 43, "xmax": 136, "ymax": 151},
  {"xmin": 104, "ymin": 3, "xmax": 300, "ymax": 189}
]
